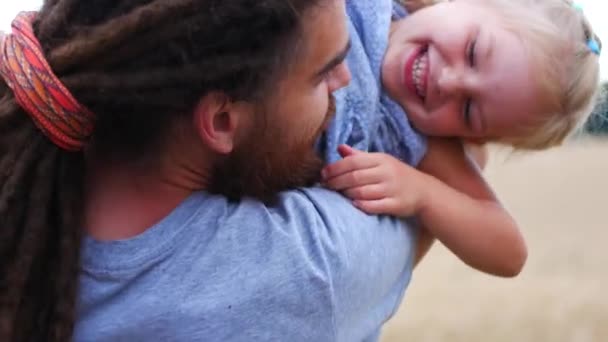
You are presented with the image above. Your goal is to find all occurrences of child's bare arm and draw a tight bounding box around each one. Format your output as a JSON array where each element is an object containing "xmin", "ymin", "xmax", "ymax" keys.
[
  {"xmin": 414, "ymin": 141, "xmax": 488, "ymax": 268},
  {"xmin": 416, "ymin": 137, "xmax": 527, "ymax": 276},
  {"xmin": 322, "ymin": 139, "xmax": 527, "ymax": 277}
]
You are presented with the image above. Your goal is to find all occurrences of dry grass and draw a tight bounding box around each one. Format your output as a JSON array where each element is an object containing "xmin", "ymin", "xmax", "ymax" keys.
[{"xmin": 382, "ymin": 137, "xmax": 608, "ymax": 342}]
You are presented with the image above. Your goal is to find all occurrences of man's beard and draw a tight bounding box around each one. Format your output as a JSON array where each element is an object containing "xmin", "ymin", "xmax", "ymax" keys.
[{"xmin": 208, "ymin": 95, "xmax": 336, "ymax": 204}]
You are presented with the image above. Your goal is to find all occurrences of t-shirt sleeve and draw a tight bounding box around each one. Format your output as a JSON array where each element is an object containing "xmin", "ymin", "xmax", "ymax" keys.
[{"xmin": 290, "ymin": 188, "xmax": 418, "ymax": 341}]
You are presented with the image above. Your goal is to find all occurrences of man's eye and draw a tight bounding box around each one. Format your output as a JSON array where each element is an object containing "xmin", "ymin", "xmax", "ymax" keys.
[
  {"xmin": 319, "ymin": 69, "xmax": 334, "ymax": 83},
  {"xmin": 468, "ymin": 39, "xmax": 477, "ymax": 67}
]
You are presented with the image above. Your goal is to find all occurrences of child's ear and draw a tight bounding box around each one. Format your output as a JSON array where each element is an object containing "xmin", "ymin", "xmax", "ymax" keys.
[{"xmin": 192, "ymin": 92, "xmax": 253, "ymax": 155}]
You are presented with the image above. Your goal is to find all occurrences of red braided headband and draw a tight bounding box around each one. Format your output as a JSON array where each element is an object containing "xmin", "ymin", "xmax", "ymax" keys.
[{"xmin": 0, "ymin": 12, "xmax": 94, "ymax": 151}]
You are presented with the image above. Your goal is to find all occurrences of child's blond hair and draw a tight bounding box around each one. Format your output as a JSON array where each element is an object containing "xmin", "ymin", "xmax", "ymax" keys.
[{"xmin": 401, "ymin": 0, "xmax": 602, "ymax": 150}]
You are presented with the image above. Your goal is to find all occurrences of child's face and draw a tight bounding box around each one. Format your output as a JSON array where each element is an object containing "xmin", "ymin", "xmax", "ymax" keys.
[{"xmin": 383, "ymin": 0, "xmax": 547, "ymax": 140}]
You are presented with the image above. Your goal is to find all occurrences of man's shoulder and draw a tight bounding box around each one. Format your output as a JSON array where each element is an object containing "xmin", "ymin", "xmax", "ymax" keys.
[
  {"xmin": 188, "ymin": 187, "xmax": 412, "ymax": 263},
  {"xmin": 199, "ymin": 187, "xmax": 416, "ymax": 273},
  {"xmin": 187, "ymin": 187, "xmax": 369, "ymax": 240},
  {"xmin": 222, "ymin": 187, "xmax": 390, "ymax": 234},
  {"xmin": 200, "ymin": 188, "xmax": 371, "ymax": 243}
]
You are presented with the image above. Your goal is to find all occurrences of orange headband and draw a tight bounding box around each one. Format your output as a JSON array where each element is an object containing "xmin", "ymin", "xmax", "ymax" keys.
[{"xmin": 0, "ymin": 12, "xmax": 94, "ymax": 151}]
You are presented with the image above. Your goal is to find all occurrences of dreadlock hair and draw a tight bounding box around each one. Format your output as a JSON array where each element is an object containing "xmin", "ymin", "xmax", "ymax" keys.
[{"xmin": 0, "ymin": 0, "xmax": 324, "ymax": 340}]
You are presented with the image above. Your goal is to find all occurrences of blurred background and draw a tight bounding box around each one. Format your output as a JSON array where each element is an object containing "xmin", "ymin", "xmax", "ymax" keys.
[
  {"xmin": 2, "ymin": 1, "xmax": 607, "ymax": 341},
  {"xmin": 382, "ymin": 136, "xmax": 608, "ymax": 342}
]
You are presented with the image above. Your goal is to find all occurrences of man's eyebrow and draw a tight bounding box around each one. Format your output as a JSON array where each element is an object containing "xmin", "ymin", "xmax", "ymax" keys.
[{"xmin": 315, "ymin": 39, "xmax": 352, "ymax": 78}]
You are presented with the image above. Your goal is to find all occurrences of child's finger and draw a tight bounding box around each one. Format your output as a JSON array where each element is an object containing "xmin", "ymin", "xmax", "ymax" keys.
[
  {"xmin": 337, "ymin": 144, "xmax": 363, "ymax": 158},
  {"xmin": 324, "ymin": 168, "xmax": 383, "ymax": 191},
  {"xmin": 353, "ymin": 198, "xmax": 398, "ymax": 216},
  {"xmin": 344, "ymin": 184, "xmax": 387, "ymax": 201},
  {"xmin": 322, "ymin": 153, "xmax": 378, "ymax": 180}
]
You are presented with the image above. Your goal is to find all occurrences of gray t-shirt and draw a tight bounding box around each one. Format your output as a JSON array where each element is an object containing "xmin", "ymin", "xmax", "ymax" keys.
[{"xmin": 74, "ymin": 188, "xmax": 418, "ymax": 341}]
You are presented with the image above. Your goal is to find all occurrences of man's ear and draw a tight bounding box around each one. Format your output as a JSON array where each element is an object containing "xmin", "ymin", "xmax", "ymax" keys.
[{"xmin": 192, "ymin": 92, "xmax": 252, "ymax": 155}]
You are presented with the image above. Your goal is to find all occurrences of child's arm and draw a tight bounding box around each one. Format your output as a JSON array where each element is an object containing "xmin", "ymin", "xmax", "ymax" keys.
[
  {"xmin": 413, "ymin": 142, "xmax": 488, "ymax": 268},
  {"xmin": 416, "ymin": 138, "xmax": 527, "ymax": 276},
  {"xmin": 322, "ymin": 138, "xmax": 527, "ymax": 277}
]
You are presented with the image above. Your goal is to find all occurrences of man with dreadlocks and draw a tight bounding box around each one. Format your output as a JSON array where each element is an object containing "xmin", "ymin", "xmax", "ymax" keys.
[{"xmin": 0, "ymin": 0, "xmax": 427, "ymax": 341}]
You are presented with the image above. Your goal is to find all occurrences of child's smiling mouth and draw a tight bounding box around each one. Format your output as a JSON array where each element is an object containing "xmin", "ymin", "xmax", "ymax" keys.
[{"xmin": 403, "ymin": 44, "xmax": 429, "ymax": 102}]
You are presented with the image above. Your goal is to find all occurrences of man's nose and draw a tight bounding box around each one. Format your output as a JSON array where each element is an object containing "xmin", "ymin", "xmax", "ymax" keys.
[{"xmin": 328, "ymin": 62, "xmax": 351, "ymax": 93}]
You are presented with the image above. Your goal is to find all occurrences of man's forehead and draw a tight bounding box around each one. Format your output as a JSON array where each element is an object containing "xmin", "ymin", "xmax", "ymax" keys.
[{"xmin": 297, "ymin": 0, "xmax": 348, "ymax": 65}]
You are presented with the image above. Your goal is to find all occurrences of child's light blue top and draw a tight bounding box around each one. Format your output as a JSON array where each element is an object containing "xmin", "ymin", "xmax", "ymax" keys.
[{"xmin": 322, "ymin": 0, "xmax": 427, "ymax": 165}]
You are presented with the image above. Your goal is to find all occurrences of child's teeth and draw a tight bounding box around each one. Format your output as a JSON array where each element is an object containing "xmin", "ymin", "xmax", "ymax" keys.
[{"xmin": 412, "ymin": 49, "xmax": 428, "ymax": 98}]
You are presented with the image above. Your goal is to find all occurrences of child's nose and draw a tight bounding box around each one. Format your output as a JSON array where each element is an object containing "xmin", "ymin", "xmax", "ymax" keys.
[{"xmin": 437, "ymin": 67, "xmax": 465, "ymax": 97}]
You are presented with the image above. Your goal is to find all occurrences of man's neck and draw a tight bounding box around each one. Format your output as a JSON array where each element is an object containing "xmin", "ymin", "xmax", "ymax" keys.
[{"xmin": 84, "ymin": 155, "xmax": 209, "ymax": 241}]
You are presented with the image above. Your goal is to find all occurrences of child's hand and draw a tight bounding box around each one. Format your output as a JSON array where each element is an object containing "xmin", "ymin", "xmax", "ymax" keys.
[{"xmin": 322, "ymin": 144, "xmax": 431, "ymax": 217}]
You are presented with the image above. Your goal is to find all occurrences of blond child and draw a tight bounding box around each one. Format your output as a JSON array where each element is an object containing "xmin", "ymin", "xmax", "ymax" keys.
[{"xmin": 324, "ymin": 0, "xmax": 601, "ymax": 276}]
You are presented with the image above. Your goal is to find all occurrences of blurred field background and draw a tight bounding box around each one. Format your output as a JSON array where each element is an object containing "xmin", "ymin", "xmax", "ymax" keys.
[{"xmin": 382, "ymin": 136, "xmax": 608, "ymax": 342}]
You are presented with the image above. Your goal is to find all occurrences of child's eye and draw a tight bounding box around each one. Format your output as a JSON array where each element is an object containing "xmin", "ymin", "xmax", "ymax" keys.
[
  {"xmin": 467, "ymin": 38, "xmax": 477, "ymax": 67},
  {"xmin": 463, "ymin": 98, "xmax": 473, "ymax": 127}
]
